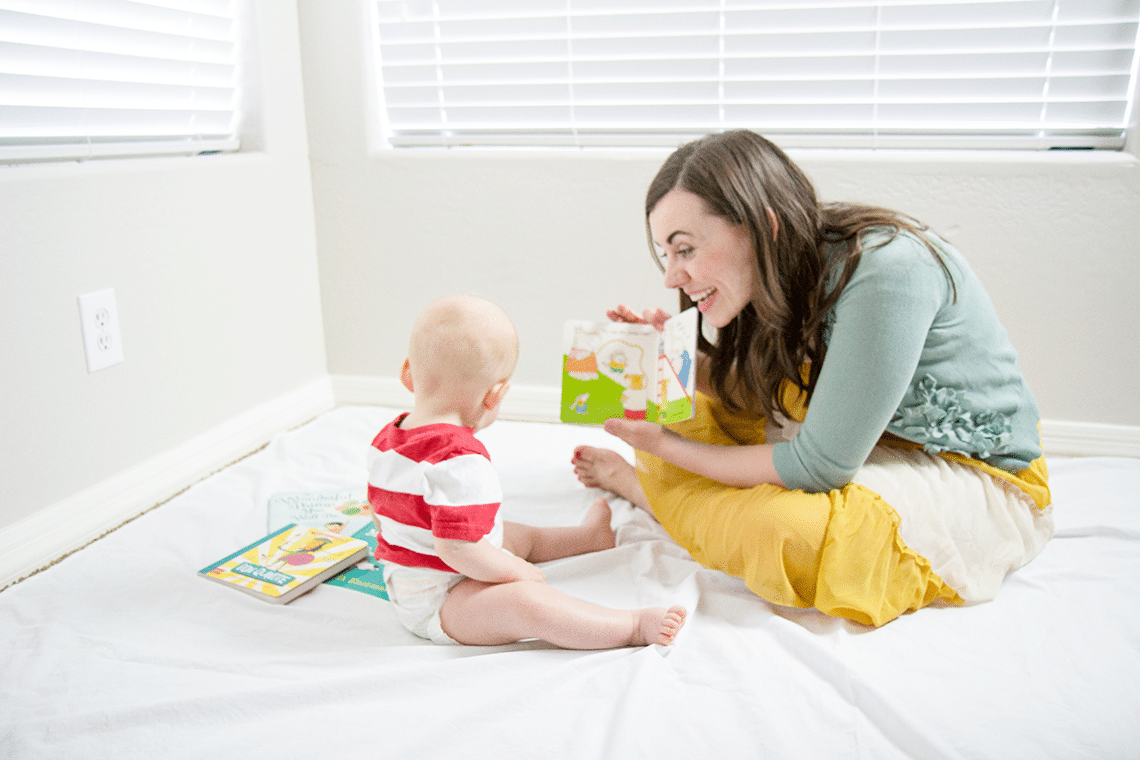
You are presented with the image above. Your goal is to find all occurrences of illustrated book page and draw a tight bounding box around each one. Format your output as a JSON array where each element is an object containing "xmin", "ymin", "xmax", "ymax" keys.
[
  {"xmin": 561, "ymin": 308, "xmax": 698, "ymax": 425},
  {"xmin": 323, "ymin": 516, "xmax": 389, "ymax": 600},
  {"xmin": 267, "ymin": 487, "xmax": 369, "ymax": 533}
]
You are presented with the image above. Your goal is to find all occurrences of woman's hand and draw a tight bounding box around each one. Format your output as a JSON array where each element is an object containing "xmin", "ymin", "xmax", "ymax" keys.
[
  {"xmin": 606, "ymin": 304, "xmax": 671, "ymax": 332},
  {"xmin": 602, "ymin": 417, "xmax": 672, "ymax": 457},
  {"xmin": 604, "ymin": 416, "xmax": 786, "ymax": 490}
]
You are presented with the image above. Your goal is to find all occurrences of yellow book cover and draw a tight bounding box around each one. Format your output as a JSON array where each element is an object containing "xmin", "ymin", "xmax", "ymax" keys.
[{"xmin": 199, "ymin": 524, "xmax": 369, "ymax": 604}]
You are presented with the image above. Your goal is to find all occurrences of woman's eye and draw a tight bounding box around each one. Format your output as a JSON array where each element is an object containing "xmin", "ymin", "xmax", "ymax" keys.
[{"xmin": 654, "ymin": 246, "xmax": 693, "ymax": 269}]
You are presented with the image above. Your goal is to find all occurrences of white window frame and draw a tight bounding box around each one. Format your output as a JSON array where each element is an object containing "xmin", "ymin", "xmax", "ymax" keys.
[
  {"xmin": 0, "ymin": 0, "xmax": 245, "ymax": 165},
  {"xmin": 369, "ymin": 0, "xmax": 1140, "ymax": 151}
]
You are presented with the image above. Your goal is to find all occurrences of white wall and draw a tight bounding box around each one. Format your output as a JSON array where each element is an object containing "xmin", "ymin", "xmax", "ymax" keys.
[
  {"xmin": 0, "ymin": 2, "xmax": 327, "ymax": 537},
  {"xmin": 300, "ymin": 1, "xmax": 1140, "ymax": 431},
  {"xmin": 3, "ymin": 0, "xmax": 1138, "ymax": 585}
]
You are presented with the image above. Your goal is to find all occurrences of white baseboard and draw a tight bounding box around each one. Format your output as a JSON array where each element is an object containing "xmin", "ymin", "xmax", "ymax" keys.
[
  {"xmin": 1040, "ymin": 419, "xmax": 1140, "ymax": 458},
  {"xmin": 0, "ymin": 377, "xmax": 335, "ymax": 591},
  {"xmin": 332, "ymin": 375, "xmax": 1140, "ymax": 456}
]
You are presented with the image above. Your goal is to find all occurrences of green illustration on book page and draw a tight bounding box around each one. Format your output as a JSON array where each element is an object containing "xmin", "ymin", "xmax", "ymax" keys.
[{"xmin": 561, "ymin": 308, "xmax": 697, "ymax": 425}]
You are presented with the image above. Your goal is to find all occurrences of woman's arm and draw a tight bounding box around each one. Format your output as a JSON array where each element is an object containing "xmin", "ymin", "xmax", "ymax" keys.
[
  {"xmin": 602, "ymin": 418, "xmax": 785, "ymax": 489},
  {"xmin": 434, "ymin": 536, "xmax": 546, "ymax": 584},
  {"xmin": 602, "ymin": 235, "xmax": 948, "ymax": 492},
  {"xmin": 772, "ymin": 234, "xmax": 950, "ymax": 491}
]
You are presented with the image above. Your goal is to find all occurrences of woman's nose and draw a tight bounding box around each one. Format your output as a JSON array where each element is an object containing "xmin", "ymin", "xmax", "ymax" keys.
[{"xmin": 662, "ymin": 256, "xmax": 687, "ymax": 289}]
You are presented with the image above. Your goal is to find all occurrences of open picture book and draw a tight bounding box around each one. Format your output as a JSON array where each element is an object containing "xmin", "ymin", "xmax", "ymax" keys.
[{"xmin": 561, "ymin": 308, "xmax": 698, "ymax": 425}]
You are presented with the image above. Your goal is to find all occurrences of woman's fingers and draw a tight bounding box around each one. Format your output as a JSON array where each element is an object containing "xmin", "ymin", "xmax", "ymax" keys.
[
  {"xmin": 606, "ymin": 303, "xmax": 645, "ymax": 323},
  {"xmin": 602, "ymin": 417, "xmax": 666, "ymax": 453},
  {"xmin": 644, "ymin": 308, "xmax": 670, "ymax": 331},
  {"xmin": 605, "ymin": 304, "xmax": 671, "ymax": 332}
]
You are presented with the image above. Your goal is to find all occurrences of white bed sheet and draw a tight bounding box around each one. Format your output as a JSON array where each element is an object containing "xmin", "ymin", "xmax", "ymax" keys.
[{"xmin": 1, "ymin": 406, "xmax": 1137, "ymax": 760}]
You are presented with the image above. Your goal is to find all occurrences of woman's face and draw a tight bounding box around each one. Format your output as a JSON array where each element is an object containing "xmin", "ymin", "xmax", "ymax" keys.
[{"xmin": 648, "ymin": 188, "xmax": 755, "ymax": 329}]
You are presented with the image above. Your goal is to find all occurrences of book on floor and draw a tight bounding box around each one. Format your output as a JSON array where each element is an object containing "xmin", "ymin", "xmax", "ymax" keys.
[
  {"xmin": 199, "ymin": 524, "xmax": 370, "ymax": 604},
  {"xmin": 323, "ymin": 516, "xmax": 389, "ymax": 600},
  {"xmin": 561, "ymin": 307, "xmax": 698, "ymax": 425},
  {"xmin": 266, "ymin": 487, "xmax": 369, "ymax": 533},
  {"xmin": 266, "ymin": 487, "xmax": 389, "ymax": 600}
]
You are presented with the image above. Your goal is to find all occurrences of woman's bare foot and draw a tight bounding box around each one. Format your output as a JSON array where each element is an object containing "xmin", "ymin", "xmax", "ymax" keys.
[
  {"xmin": 632, "ymin": 606, "xmax": 688, "ymax": 646},
  {"xmin": 572, "ymin": 446, "xmax": 650, "ymax": 511},
  {"xmin": 582, "ymin": 496, "xmax": 617, "ymax": 552}
]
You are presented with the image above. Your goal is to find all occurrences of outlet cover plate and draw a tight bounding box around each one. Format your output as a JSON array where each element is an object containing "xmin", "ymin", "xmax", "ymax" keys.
[{"xmin": 78, "ymin": 288, "xmax": 124, "ymax": 372}]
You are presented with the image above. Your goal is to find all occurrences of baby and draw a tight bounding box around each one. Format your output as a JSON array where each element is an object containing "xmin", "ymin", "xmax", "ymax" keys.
[{"xmin": 368, "ymin": 294, "xmax": 686, "ymax": 649}]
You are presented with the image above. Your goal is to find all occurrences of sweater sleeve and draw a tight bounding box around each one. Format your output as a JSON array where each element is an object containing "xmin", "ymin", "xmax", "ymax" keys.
[{"xmin": 771, "ymin": 234, "xmax": 952, "ymax": 492}]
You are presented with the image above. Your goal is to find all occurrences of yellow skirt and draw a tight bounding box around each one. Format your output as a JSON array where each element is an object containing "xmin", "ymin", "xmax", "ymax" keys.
[{"xmin": 635, "ymin": 392, "xmax": 1051, "ymax": 627}]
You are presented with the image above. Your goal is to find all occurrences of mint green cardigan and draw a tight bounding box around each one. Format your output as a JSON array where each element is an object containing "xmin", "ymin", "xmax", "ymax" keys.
[{"xmin": 772, "ymin": 229, "xmax": 1042, "ymax": 493}]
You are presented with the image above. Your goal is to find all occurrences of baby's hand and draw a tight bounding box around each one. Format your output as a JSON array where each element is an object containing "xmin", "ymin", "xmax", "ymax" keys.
[{"xmin": 606, "ymin": 304, "xmax": 670, "ymax": 332}]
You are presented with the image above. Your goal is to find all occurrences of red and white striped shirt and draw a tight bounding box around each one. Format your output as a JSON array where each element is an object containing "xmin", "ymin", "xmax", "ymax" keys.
[{"xmin": 367, "ymin": 414, "xmax": 503, "ymax": 573}]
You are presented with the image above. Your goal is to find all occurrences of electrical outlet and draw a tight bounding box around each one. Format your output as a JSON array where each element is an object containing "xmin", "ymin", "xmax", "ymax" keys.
[{"xmin": 78, "ymin": 288, "xmax": 124, "ymax": 373}]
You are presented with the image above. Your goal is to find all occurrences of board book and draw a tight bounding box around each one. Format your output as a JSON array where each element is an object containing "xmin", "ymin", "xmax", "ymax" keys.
[
  {"xmin": 267, "ymin": 487, "xmax": 369, "ymax": 533},
  {"xmin": 199, "ymin": 524, "xmax": 369, "ymax": 604},
  {"xmin": 323, "ymin": 516, "xmax": 389, "ymax": 600},
  {"xmin": 561, "ymin": 308, "xmax": 698, "ymax": 425},
  {"xmin": 266, "ymin": 487, "xmax": 388, "ymax": 600}
]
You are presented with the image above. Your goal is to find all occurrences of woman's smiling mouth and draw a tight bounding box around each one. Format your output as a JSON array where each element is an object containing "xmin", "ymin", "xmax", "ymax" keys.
[{"xmin": 688, "ymin": 286, "xmax": 717, "ymax": 312}]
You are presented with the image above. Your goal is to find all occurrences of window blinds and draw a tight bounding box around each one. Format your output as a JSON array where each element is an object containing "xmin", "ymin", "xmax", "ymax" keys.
[
  {"xmin": 0, "ymin": 0, "xmax": 241, "ymax": 163},
  {"xmin": 372, "ymin": 0, "xmax": 1140, "ymax": 149}
]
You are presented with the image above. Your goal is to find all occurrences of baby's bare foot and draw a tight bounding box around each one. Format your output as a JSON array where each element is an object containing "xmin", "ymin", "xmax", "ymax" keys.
[
  {"xmin": 572, "ymin": 446, "xmax": 650, "ymax": 512},
  {"xmin": 633, "ymin": 605, "xmax": 688, "ymax": 647},
  {"xmin": 582, "ymin": 496, "xmax": 617, "ymax": 552},
  {"xmin": 572, "ymin": 446, "xmax": 626, "ymax": 488}
]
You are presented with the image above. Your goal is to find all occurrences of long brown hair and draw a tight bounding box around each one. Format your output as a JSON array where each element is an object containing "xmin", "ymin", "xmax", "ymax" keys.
[{"xmin": 646, "ymin": 130, "xmax": 951, "ymax": 421}]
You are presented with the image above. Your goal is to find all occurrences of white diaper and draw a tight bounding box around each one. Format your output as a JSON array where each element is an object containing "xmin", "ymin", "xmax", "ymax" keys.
[{"xmin": 382, "ymin": 564, "xmax": 464, "ymax": 645}]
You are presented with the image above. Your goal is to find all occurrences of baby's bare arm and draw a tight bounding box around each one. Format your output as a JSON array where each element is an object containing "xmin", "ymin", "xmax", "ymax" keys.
[{"xmin": 434, "ymin": 536, "xmax": 546, "ymax": 584}]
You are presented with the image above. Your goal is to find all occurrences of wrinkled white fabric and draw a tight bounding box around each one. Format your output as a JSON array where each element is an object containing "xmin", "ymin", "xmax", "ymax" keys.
[{"xmin": 0, "ymin": 406, "xmax": 1136, "ymax": 760}]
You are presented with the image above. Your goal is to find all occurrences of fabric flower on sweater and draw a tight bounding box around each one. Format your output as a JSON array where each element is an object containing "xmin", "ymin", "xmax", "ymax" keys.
[{"xmin": 892, "ymin": 374, "xmax": 1013, "ymax": 459}]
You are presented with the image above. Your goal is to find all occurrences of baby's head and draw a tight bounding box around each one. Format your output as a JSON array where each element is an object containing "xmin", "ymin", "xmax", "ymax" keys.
[{"xmin": 403, "ymin": 294, "xmax": 519, "ymax": 430}]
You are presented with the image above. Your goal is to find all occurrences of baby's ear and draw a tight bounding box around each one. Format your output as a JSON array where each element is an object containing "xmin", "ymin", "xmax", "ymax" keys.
[
  {"xmin": 399, "ymin": 358, "xmax": 414, "ymax": 393},
  {"xmin": 483, "ymin": 380, "xmax": 511, "ymax": 410}
]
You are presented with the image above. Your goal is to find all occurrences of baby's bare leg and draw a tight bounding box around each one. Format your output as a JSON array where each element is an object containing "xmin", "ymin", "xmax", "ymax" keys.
[
  {"xmin": 502, "ymin": 496, "xmax": 615, "ymax": 564},
  {"xmin": 440, "ymin": 578, "xmax": 686, "ymax": 649}
]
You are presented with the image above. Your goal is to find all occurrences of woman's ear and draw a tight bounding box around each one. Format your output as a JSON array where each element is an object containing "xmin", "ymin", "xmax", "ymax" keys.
[
  {"xmin": 483, "ymin": 380, "xmax": 511, "ymax": 410},
  {"xmin": 399, "ymin": 358, "xmax": 414, "ymax": 393},
  {"xmin": 767, "ymin": 208, "xmax": 779, "ymax": 241}
]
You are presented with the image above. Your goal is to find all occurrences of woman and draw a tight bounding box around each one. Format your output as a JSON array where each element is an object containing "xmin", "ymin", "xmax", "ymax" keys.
[{"xmin": 573, "ymin": 130, "xmax": 1053, "ymax": 626}]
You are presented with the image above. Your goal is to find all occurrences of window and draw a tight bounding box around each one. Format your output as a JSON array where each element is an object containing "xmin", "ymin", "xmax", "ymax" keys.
[
  {"xmin": 371, "ymin": 0, "xmax": 1140, "ymax": 149},
  {"xmin": 0, "ymin": 0, "xmax": 242, "ymax": 164}
]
